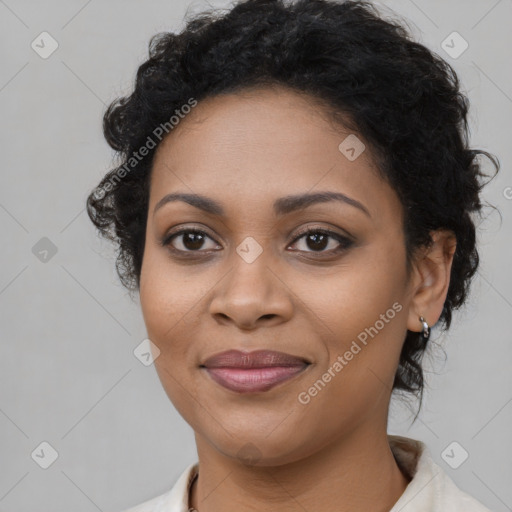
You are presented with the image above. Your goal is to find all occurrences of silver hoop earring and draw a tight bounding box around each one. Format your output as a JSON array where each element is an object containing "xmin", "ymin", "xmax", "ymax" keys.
[{"xmin": 419, "ymin": 316, "xmax": 430, "ymax": 341}]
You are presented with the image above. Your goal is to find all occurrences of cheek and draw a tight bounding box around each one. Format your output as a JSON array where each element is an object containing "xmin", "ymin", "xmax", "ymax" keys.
[
  {"xmin": 291, "ymin": 245, "xmax": 408, "ymax": 389},
  {"xmin": 140, "ymin": 246, "xmax": 198, "ymax": 336},
  {"xmin": 139, "ymin": 251, "xmax": 195, "ymax": 381},
  {"xmin": 139, "ymin": 250, "xmax": 206, "ymax": 418},
  {"xmin": 291, "ymin": 280, "xmax": 407, "ymax": 443},
  {"xmin": 295, "ymin": 251, "xmax": 406, "ymax": 342}
]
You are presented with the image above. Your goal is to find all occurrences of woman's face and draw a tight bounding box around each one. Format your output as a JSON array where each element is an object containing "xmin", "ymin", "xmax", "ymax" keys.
[{"xmin": 139, "ymin": 85, "xmax": 427, "ymax": 465}]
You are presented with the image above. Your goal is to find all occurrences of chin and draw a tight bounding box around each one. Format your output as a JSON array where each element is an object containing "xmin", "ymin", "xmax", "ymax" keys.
[{"xmin": 200, "ymin": 426, "xmax": 312, "ymax": 467}]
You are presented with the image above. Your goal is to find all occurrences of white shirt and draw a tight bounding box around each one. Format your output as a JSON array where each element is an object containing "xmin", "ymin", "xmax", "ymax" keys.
[{"xmin": 118, "ymin": 435, "xmax": 492, "ymax": 512}]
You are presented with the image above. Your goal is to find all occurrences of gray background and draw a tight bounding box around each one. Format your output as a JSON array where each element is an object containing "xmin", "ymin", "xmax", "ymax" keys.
[{"xmin": 1, "ymin": 0, "xmax": 511, "ymax": 510}]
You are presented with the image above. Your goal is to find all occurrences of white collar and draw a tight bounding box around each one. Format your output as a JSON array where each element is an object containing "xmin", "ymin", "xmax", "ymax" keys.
[{"xmin": 124, "ymin": 435, "xmax": 491, "ymax": 512}]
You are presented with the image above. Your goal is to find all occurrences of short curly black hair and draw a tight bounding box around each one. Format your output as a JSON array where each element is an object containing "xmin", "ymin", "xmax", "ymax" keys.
[{"xmin": 86, "ymin": 0, "xmax": 499, "ymax": 411}]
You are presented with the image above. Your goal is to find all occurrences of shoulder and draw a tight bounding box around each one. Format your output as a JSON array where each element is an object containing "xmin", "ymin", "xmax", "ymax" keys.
[
  {"xmin": 109, "ymin": 462, "xmax": 198, "ymax": 512},
  {"xmin": 389, "ymin": 435, "xmax": 492, "ymax": 512},
  {"xmin": 427, "ymin": 458, "xmax": 493, "ymax": 511},
  {"xmin": 116, "ymin": 492, "xmax": 169, "ymax": 512}
]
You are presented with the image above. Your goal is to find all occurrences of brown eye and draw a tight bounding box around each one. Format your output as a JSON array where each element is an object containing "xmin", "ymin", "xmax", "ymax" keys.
[
  {"xmin": 289, "ymin": 228, "xmax": 353, "ymax": 255},
  {"xmin": 163, "ymin": 229, "xmax": 220, "ymax": 252}
]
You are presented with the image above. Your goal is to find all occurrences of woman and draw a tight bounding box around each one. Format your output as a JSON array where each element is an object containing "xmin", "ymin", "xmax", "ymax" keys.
[{"xmin": 87, "ymin": 0, "xmax": 499, "ymax": 510}]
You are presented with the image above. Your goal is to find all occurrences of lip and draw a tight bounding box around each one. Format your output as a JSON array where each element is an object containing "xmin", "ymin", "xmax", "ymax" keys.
[
  {"xmin": 200, "ymin": 350, "xmax": 311, "ymax": 394},
  {"xmin": 201, "ymin": 349, "xmax": 311, "ymax": 368}
]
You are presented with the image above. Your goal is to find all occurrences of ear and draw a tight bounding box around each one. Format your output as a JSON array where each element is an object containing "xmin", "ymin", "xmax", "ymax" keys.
[{"xmin": 406, "ymin": 229, "xmax": 457, "ymax": 334}]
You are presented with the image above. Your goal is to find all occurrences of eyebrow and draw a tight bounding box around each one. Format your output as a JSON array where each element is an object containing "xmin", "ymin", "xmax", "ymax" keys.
[{"xmin": 153, "ymin": 191, "xmax": 371, "ymax": 218}]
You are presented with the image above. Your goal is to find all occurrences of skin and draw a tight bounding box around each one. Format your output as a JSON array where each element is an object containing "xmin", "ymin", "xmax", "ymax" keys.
[{"xmin": 139, "ymin": 84, "xmax": 456, "ymax": 512}]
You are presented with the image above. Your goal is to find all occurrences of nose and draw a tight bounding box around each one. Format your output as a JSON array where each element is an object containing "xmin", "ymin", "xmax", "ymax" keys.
[{"xmin": 208, "ymin": 250, "xmax": 294, "ymax": 330}]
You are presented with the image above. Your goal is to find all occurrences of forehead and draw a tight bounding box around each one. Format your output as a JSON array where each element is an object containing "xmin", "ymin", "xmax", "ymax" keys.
[{"xmin": 149, "ymin": 86, "xmax": 399, "ymax": 222}]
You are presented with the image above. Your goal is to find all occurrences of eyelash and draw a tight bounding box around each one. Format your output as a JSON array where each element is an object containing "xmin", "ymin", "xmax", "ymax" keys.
[{"xmin": 161, "ymin": 226, "xmax": 354, "ymax": 257}]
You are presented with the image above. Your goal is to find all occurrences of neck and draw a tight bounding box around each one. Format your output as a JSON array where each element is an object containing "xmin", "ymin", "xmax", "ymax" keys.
[{"xmin": 189, "ymin": 425, "xmax": 411, "ymax": 512}]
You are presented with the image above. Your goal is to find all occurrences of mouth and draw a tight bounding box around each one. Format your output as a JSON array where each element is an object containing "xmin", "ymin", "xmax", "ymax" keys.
[{"xmin": 200, "ymin": 349, "xmax": 311, "ymax": 394}]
